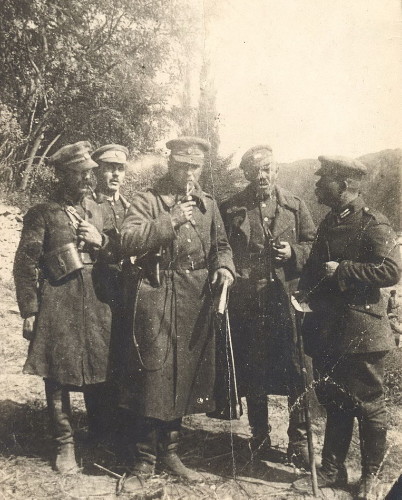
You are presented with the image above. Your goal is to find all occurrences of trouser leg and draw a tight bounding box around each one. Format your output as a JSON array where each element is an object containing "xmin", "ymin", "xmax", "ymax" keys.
[
  {"xmin": 45, "ymin": 378, "xmax": 78, "ymax": 474},
  {"xmin": 83, "ymin": 382, "xmax": 117, "ymax": 443}
]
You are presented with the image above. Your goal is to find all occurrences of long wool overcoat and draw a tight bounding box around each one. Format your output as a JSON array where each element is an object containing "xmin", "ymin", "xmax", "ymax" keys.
[
  {"xmin": 119, "ymin": 176, "xmax": 235, "ymax": 421},
  {"xmin": 220, "ymin": 184, "xmax": 316, "ymax": 397},
  {"xmin": 13, "ymin": 196, "xmax": 117, "ymax": 387}
]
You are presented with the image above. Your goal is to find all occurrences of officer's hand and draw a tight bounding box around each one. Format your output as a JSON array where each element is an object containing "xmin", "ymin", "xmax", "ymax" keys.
[
  {"xmin": 273, "ymin": 241, "xmax": 292, "ymax": 262},
  {"xmin": 77, "ymin": 220, "xmax": 103, "ymax": 247},
  {"xmin": 23, "ymin": 314, "xmax": 37, "ymax": 341},
  {"xmin": 211, "ymin": 268, "xmax": 234, "ymax": 289},
  {"xmin": 170, "ymin": 198, "xmax": 196, "ymax": 229},
  {"xmin": 324, "ymin": 261, "xmax": 339, "ymax": 278}
]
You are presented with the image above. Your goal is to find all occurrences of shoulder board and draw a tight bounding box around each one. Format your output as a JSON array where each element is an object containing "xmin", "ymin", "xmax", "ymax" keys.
[{"xmin": 361, "ymin": 206, "xmax": 391, "ymax": 225}]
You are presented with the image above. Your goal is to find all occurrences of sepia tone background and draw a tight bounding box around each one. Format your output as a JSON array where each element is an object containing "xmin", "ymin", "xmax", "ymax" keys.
[{"xmin": 0, "ymin": 0, "xmax": 401, "ymax": 498}]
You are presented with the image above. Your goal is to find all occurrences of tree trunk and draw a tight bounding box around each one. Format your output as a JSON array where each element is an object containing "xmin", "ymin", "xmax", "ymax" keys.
[
  {"xmin": 20, "ymin": 133, "xmax": 44, "ymax": 191},
  {"xmin": 37, "ymin": 134, "xmax": 61, "ymax": 168}
]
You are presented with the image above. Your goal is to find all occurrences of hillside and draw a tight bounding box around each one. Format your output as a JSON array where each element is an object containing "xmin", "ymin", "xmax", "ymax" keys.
[{"xmin": 219, "ymin": 149, "xmax": 402, "ymax": 231}]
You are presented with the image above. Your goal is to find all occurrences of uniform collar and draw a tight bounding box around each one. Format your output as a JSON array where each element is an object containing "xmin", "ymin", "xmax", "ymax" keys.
[{"xmin": 329, "ymin": 196, "xmax": 365, "ymax": 223}]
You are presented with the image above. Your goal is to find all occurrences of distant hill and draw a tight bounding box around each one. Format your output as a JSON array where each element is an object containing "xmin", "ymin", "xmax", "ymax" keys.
[{"xmin": 219, "ymin": 149, "xmax": 402, "ymax": 232}]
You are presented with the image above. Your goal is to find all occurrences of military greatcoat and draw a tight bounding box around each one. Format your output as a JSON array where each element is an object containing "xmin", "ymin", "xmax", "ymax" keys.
[
  {"xmin": 300, "ymin": 196, "xmax": 401, "ymax": 358},
  {"xmin": 119, "ymin": 175, "xmax": 235, "ymax": 421},
  {"xmin": 13, "ymin": 195, "xmax": 116, "ymax": 387},
  {"xmin": 220, "ymin": 184, "xmax": 316, "ymax": 396}
]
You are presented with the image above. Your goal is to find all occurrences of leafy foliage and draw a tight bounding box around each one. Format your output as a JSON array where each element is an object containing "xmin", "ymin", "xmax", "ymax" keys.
[{"xmin": 0, "ymin": 0, "xmax": 200, "ymax": 191}]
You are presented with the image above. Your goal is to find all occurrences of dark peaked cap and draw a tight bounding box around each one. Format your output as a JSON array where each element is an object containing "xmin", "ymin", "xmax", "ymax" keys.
[
  {"xmin": 166, "ymin": 136, "xmax": 210, "ymax": 166},
  {"xmin": 48, "ymin": 141, "xmax": 98, "ymax": 171},
  {"xmin": 239, "ymin": 145, "xmax": 273, "ymax": 169},
  {"xmin": 92, "ymin": 144, "xmax": 129, "ymax": 164},
  {"xmin": 316, "ymin": 155, "xmax": 367, "ymax": 178}
]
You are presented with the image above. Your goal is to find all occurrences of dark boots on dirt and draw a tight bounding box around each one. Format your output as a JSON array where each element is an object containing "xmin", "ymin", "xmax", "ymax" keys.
[
  {"xmin": 157, "ymin": 430, "xmax": 203, "ymax": 482},
  {"xmin": 293, "ymin": 409, "xmax": 353, "ymax": 493},
  {"xmin": 122, "ymin": 421, "xmax": 157, "ymax": 494},
  {"xmin": 45, "ymin": 379, "xmax": 79, "ymax": 474},
  {"xmin": 357, "ymin": 422, "xmax": 387, "ymax": 499}
]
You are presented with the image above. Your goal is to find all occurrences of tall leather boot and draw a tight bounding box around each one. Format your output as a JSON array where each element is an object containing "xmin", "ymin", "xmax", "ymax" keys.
[
  {"xmin": 357, "ymin": 419, "xmax": 387, "ymax": 500},
  {"xmin": 293, "ymin": 409, "xmax": 352, "ymax": 492},
  {"xmin": 45, "ymin": 379, "xmax": 79, "ymax": 474},
  {"xmin": 157, "ymin": 420, "xmax": 203, "ymax": 482},
  {"xmin": 320, "ymin": 409, "xmax": 353, "ymax": 485},
  {"xmin": 122, "ymin": 418, "xmax": 157, "ymax": 494},
  {"xmin": 246, "ymin": 394, "xmax": 271, "ymax": 453},
  {"xmin": 287, "ymin": 394, "xmax": 309, "ymax": 469}
]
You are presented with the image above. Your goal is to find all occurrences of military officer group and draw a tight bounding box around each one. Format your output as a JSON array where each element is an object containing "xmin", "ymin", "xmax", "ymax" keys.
[{"xmin": 13, "ymin": 137, "xmax": 401, "ymax": 498}]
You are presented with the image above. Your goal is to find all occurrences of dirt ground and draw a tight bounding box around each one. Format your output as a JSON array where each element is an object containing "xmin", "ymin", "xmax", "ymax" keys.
[{"xmin": 1, "ymin": 204, "xmax": 402, "ymax": 499}]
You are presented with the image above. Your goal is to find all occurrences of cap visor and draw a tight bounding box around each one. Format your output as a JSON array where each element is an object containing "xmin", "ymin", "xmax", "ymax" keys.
[
  {"xmin": 172, "ymin": 155, "xmax": 204, "ymax": 166},
  {"xmin": 68, "ymin": 158, "xmax": 99, "ymax": 171}
]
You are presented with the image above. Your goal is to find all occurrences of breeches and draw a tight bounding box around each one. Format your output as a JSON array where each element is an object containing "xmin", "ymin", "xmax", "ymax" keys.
[{"xmin": 313, "ymin": 351, "xmax": 387, "ymax": 425}]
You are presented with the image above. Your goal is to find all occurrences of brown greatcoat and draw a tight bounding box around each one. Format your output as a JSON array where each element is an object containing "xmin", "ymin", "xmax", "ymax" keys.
[
  {"xmin": 13, "ymin": 195, "xmax": 117, "ymax": 387},
  {"xmin": 119, "ymin": 175, "xmax": 235, "ymax": 421},
  {"xmin": 220, "ymin": 184, "xmax": 316, "ymax": 396}
]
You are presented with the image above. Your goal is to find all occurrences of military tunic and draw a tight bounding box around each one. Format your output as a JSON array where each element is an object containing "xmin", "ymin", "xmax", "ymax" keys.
[
  {"xmin": 13, "ymin": 195, "xmax": 115, "ymax": 386},
  {"xmin": 119, "ymin": 175, "xmax": 235, "ymax": 421},
  {"xmin": 301, "ymin": 196, "xmax": 401, "ymax": 358},
  {"xmin": 221, "ymin": 184, "xmax": 316, "ymax": 396},
  {"xmin": 300, "ymin": 197, "xmax": 401, "ymax": 410}
]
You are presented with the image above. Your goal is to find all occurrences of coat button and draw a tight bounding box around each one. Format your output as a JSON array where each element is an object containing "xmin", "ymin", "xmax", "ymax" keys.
[
  {"xmin": 364, "ymin": 305, "xmax": 371, "ymax": 310},
  {"xmin": 185, "ymin": 269, "xmax": 190, "ymax": 274},
  {"xmin": 264, "ymin": 217, "xmax": 269, "ymax": 222},
  {"xmin": 187, "ymin": 238, "xmax": 191, "ymax": 243},
  {"xmin": 197, "ymin": 397, "xmax": 204, "ymax": 404}
]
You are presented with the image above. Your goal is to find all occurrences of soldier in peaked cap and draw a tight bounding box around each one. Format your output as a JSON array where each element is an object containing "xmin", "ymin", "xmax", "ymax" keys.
[
  {"xmin": 118, "ymin": 136, "xmax": 235, "ymax": 490},
  {"xmin": 81, "ymin": 144, "xmax": 132, "ymax": 447},
  {"xmin": 220, "ymin": 144, "xmax": 316, "ymax": 468},
  {"xmin": 13, "ymin": 141, "xmax": 119, "ymax": 474},
  {"xmin": 294, "ymin": 156, "xmax": 401, "ymax": 497}
]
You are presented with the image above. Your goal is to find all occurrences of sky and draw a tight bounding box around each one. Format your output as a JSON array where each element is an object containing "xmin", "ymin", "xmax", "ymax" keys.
[{"xmin": 206, "ymin": 0, "xmax": 402, "ymax": 163}]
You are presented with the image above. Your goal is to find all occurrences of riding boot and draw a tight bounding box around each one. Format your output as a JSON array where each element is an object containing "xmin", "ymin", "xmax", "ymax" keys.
[
  {"xmin": 45, "ymin": 379, "xmax": 79, "ymax": 474},
  {"xmin": 287, "ymin": 395, "xmax": 309, "ymax": 469},
  {"xmin": 246, "ymin": 395, "xmax": 271, "ymax": 453},
  {"xmin": 293, "ymin": 409, "xmax": 351, "ymax": 492},
  {"xmin": 157, "ymin": 420, "xmax": 202, "ymax": 482},
  {"xmin": 320, "ymin": 409, "xmax": 353, "ymax": 485},
  {"xmin": 357, "ymin": 420, "xmax": 387, "ymax": 499},
  {"xmin": 122, "ymin": 418, "xmax": 157, "ymax": 494}
]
